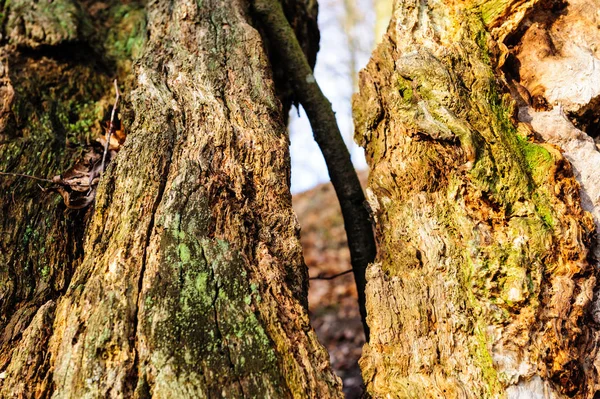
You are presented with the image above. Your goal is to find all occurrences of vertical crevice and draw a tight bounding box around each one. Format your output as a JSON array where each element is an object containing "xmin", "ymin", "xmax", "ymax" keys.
[{"xmin": 129, "ymin": 120, "xmax": 176, "ymax": 395}]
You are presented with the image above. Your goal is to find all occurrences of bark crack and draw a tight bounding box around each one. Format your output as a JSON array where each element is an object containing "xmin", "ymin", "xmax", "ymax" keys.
[
  {"xmin": 209, "ymin": 264, "xmax": 246, "ymax": 397},
  {"xmin": 130, "ymin": 124, "xmax": 176, "ymax": 394}
]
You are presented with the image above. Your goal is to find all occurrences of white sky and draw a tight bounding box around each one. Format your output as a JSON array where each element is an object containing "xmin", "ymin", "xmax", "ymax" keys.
[{"xmin": 289, "ymin": 0, "xmax": 376, "ymax": 193}]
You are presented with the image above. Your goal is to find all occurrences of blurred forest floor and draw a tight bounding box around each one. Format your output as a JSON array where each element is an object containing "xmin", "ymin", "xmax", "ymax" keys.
[{"xmin": 293, "ymin": 171, "xmax": 368, "ymax": 398}]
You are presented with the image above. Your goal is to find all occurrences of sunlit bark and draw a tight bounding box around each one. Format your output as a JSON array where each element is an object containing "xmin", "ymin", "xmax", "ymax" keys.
[
  {"xmin": 355, "ymin": 1, "xmax": 600, "ymax": 397},
  {"xmin": 0, "ymin": 1, "xmax": 342, "ymax": 397}
]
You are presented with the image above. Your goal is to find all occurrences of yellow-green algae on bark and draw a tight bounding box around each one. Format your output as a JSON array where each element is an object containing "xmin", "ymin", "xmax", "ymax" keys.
[{"xmin": 354, "ymin": 0, "xmax": 598, "ymax": 397}]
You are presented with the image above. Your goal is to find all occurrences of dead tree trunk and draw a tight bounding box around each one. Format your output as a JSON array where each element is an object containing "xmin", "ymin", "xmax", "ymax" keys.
[
  {"xmin": 354, "ymin": 0, "xmax": 600, "ymax": 397},
  {"xmin": 0, "ymin": 0, "xmax": 342, "ymax": 397}
]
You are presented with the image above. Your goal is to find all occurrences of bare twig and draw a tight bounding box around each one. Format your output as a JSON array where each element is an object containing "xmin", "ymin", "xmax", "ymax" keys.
[
  {"xmin": 100, "ymin": 79, "xmax": 120, "ymax": 173},
  {"xmin": 0, "ymin": 171, "xmax": 54, "ymax": 184},
  {"xmin": 0, "ymin": 171, "xmax": 95, "ymax": 188},
  {"xmin": 309, "ymin": 269, "xmax": 353, "ymax": 280}
]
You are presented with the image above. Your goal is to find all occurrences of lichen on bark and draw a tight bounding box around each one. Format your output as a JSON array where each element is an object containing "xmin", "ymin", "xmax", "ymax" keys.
[
  {"xmin": 354, "ymin": 0, "xmax": 599, "ymax": 397},
  {"xmin": 1, "ymin": 0, "xmax": 341, "ymax": 398},
  {"xmin": 0, "ymin": 1, "xmax": 140, "ymax": 394}
]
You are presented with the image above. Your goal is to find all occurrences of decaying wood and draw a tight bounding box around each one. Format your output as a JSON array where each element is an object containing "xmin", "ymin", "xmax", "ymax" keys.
[
  {"xmin": 354, "ymin": 0, "xmax": 600, "ymax": 397},
  {"xmin": 507, "ymin": 0, "xmax": 600, "ymax": 265}
]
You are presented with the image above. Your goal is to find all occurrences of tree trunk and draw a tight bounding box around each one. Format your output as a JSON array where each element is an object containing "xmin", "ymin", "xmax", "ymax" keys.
[
  {"xmin": 354, "ymin": 0, "xmax": 600, "ymax": 397},
  {"xmin": 0, "ymin": 0, "xmax": 342, "ymax": 397}
]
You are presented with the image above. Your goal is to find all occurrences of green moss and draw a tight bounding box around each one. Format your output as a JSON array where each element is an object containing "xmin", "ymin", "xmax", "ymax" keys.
[
  {"xmin": 22, "ymin": 225, "xmax": 34, "ymax": 245},
  {"xmin": 104, "ymin": 4, "xmax": 147, "ymax": 63},
  {"xmin": 456, "ymin": 251, "xmax": 504, "ymax": 396},
  {"xmin": 517, "ymin": 136, "xmax": 553, "ymax": 182},
  {"xmin": 532, "ymin": 192, "xmax": 555, "ymax": 228},
  {"xmin": 472, "ymin": 325, "xmax": 503, "ymax": 395},
  {"xmin": 177, "ymin": 243, "xmax": 191, "ymax": 263},
  {"xmin": 194, "ymin": 272, "xmax": 208, "ymax": 294},
  {"xmin": 396, "ymin": 76, "xmax": 414, "ymax": 102},
  {"xmin": 6, "ymin": 0, "xmax": 87, "ymax": 47},
  {"xmin": 475, "ymin": 28, "xmax": 491, "ymax": 65},
  {"xmin": 478, "ymin": 0, "xmax": 510, "ymax": 25},
  {"xmin": 40, "ymin": 265, "xmax": 50, "ymax": 278}
]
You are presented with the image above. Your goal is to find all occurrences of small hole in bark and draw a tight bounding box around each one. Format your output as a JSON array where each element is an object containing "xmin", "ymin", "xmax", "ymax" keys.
[
  {"xmin": 541, "ymin": 0, "xmax": 568, "ymax": 12},
  {"xmin": 415, "ymin": 249, "xmax": 423, "ymax": 267},
  {"xmin": 502, "ymin": 53, "xmax": 521, "ymax": 81},
  {"xmin": 593, "ymin": 390, "xmax": 600, "ymax": 399},
  {"xmin": 505, "ymin": 22, "xmax": 531, "ymax": 48},
  {"xmin": 568, "ymin": 96, "xmax": 600, "ymax": 139},
  {"xmin": 550, "ymin": 360, "xmax": 582, "ymax": 397}
]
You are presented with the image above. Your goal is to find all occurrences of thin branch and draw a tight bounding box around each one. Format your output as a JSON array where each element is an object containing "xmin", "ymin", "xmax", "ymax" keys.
[
  {"xmin": 101, "ymin": 79, "xmax": 121, "ymax": 173},
  {"xmin": 0, "ymin": 172, "xmax": 96, "ymax": 189},
  {"xmin": 0, "ymin": 171, "xmax": 54, "ymax": 184},
  {"xmin": 253, "ymin": 0, "xmax": 377, "ymax": 340},
  {"xmin": 309, "ymin": 269, "xmax": 353, "ymax": 280}
]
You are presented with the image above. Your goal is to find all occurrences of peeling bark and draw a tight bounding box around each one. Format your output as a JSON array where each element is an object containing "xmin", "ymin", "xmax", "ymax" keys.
[
  {"xmin": 0, "ymin": 1, "xmax": 341, "ymax": 398},
  {"xmin": 507, "ymin": 0, "xmax": 600, "ymax": 263},
  {"xmin": 354, "ymin": 0, "xmax": 600, "ymax": 397}
]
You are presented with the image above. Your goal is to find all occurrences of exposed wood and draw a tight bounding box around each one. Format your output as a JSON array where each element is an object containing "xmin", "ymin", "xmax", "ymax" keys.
[
  {"xmin": 354, "ymin": 0, "xmax": 600, "ymax": 397},
  {"xmin": 507, "ymin": 0, "xmax": 600, "ymax": 264}
]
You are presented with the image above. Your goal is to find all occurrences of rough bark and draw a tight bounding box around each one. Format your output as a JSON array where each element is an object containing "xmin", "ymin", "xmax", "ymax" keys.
[
  {"xmin": 0, "ymin": 0, "xmax": 342, "ymax": 398},
  {"xmin": 354, "ymin": 0, "xmax": 600, "ymax": 397}
]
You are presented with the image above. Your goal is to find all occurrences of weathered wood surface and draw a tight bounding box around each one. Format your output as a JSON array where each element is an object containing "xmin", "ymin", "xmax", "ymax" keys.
[
  {"xmin": 0, "ymin": 1, "xmax": 342, "ymax": 397},
  {"xmin": 354, "ymin": 0, "xmax": 600, "ymax": 397}
]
